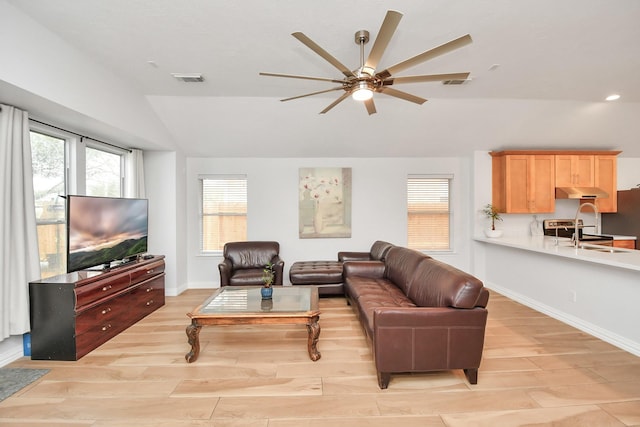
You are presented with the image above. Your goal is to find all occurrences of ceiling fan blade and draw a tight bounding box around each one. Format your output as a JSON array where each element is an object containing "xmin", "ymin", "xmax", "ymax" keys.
[
  {"xmin": 292, "ymin": 32, "xmax": 356, "ymax": 78},
  {"xmin": 260, "ymin": 72, "xmax": 345, "ymax": 84},
  {"xmin": 383, "ymin": 72, "xmax": 470, "ymax": 85},
  {"xmin": 320, "ymin": 92, "xmax": 351, "ymax": 114},
  {"xmin": 362, "ymin": 10, "xmax": 403, "ymax": 76},
  {"xmin": 364, "ymin": 98, "xmax": 377, "ymax": 115},
  {"xmin": 379, "ymin": 87, "xmax": 428, "ymax": 105},
  {"xmin": 376, "ymin": 34, "xmax": 472, "ymax": 80},
  {"xmin": 281, "ymin": 86, "xmax": 345, "ymax": 102}
]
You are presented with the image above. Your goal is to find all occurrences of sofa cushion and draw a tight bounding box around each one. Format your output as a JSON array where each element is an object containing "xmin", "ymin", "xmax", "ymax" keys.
[
  {"xmin": 345, "ymin": 277, "xmax": 414, "ymax": 306},
  {"xmin": 383, "ymin": 246, "xmax": 430, "ymax": 295},
  {"xmin": 407, "ymin": 258, "xmax": 484, "ymax": 309},
  {"xmin": 346, "ymin": 278, "xmax": 415, "ymax": 339},
  {"xmin": 369, "ymin": 240, "xmax": 395, "ymax": 261},
  {"xmin": 229, "ymin": 269, "xmax": 267, "ymax": 286}
]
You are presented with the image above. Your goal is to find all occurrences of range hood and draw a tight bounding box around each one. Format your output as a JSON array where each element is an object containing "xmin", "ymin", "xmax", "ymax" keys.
[{"xmin": 555, "ymin": 187, "xmax": 609, "ymax": 199}]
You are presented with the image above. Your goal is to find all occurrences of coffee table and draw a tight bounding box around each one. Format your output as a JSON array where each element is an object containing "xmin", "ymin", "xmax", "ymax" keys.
[{"xmin": 185, "ymin": 286, "xmax": 321, "ymax": 363}]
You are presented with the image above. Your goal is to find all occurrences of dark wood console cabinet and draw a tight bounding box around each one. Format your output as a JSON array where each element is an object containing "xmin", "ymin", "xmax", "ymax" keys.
[{"xmin": 29, "ymin": 255, "xmax": 165, "ymax": 360}]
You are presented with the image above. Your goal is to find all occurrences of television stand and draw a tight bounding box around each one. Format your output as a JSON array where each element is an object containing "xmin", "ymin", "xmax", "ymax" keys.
[{"xmin": 29, "ymin": 255, "xmax": 165, "ymax": 360}]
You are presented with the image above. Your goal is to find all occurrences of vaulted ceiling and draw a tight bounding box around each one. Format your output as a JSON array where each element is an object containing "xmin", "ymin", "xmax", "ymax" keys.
[{"xmin": 4, "ymin": 0, "xmax": 640, "ymax": 157}]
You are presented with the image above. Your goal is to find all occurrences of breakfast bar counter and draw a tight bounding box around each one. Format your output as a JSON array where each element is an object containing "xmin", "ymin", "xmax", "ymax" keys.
[
  {"xmin": 474, "ymin": 235, "xmax": 640, "ymax": 357},
  {"xmin": 474, "ymin": 235, "xmax": 640, "ymax": 272}
]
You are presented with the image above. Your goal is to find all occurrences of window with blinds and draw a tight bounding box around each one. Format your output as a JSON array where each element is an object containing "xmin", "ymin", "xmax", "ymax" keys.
[
  {"xmin": 200, "ymin": 176, "xmax": 247, "ymax": 252},
  {"xmin": 407, "ymin": 175, "xmax": 452, "ymax": 251}
]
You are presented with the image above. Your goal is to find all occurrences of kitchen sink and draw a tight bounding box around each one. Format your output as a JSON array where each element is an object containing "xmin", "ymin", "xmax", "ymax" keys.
[{"xmin": 579, "ymin": 245, "xmax": 627, "ymax": 253}]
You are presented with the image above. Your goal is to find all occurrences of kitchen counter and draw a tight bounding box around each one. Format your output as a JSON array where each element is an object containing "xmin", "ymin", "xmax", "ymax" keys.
[
  {"xmin": 474, "ymin": 234, "xmax": 640, "ymax": 357},
  {"xmin": 474, "ymin": 235, "xmax": 640, "ymax": 272}
]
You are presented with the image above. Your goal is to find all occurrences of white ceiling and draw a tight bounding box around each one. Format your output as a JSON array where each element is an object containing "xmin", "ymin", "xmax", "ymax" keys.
[{"xmin": 5, "ymin": 0, "xmax": 640, "ymax": 157}]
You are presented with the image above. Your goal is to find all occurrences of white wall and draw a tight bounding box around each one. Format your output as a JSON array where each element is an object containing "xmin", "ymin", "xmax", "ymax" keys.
[
  {"xmin": 186, "ymin": 156, "xmax": 474, "ymax": 288},
  {"xmin": 0, "ymin": 1, "xmax": 174, "ymax": 151},
  {"xmin": 145, "ymin": 150, "xmax": 188, "ymax": 296},
  {"xmin": 618, "ymin": 158, "xmax": 640, "ymax": 190}
]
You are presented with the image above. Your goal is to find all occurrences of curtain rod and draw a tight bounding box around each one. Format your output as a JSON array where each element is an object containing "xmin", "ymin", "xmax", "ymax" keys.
[{"xmin": 29, "ymin": 118, "xmax": 133, "ymax": 153}]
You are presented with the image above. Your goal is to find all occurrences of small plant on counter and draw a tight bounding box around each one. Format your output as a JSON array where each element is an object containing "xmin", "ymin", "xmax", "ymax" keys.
[{"xmin": 482, "ymin": 203, "xmax": 503, "ymax": 231}]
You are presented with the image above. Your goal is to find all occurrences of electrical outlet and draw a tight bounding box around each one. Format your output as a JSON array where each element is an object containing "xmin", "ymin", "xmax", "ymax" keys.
[{"xmin": 570, "ymin": 290, "xmax": 577, "ymax": 302}]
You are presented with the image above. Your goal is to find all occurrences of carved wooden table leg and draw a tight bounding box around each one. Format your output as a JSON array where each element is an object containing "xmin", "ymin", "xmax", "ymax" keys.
[
  {"xmin": 306, "ymin": 315, "xmax": 321, "ymax": 361},
  {"xmin": 185, "ymin": 320, "xmax": 202, "ymax": 363}
]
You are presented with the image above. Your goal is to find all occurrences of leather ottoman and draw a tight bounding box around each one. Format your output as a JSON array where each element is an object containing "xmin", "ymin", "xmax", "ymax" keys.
[{"xmin": 289, "ymin": 261, "xmax": 344, "ymax": 296}]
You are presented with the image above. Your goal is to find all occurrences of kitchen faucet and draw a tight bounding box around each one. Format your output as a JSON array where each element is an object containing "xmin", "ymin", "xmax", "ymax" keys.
[{"xmin": 573, "ymin": 202, "xmax": 599, "ymax": 248}]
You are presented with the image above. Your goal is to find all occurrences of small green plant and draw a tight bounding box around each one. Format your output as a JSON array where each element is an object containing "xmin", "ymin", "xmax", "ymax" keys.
[
  {"xmin": 262, "ymin": 262, "xmax": 275, "ymax": 288},
  {"xmin": 482, "ymin": 203, "xmax": 503, "ymax": 230}
]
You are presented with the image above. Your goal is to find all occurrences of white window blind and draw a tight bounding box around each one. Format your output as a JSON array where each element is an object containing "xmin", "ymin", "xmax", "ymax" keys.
[
  {"xmin": 200, "ymin": 176, "xmax": 247, "ymax": 252},
  {"xmin": 407, "ymin": 175, "xmax": 452, "ymax": 250}
]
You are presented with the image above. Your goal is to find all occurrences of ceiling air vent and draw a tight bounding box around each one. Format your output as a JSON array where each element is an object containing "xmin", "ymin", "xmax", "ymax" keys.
[
  {"xmin": 171, "ymin": 73, "xmax": 205, "ymax": 83},
  {"xmin": 442, "ymin": 78, "xmax": 469, "ymax": 85}
]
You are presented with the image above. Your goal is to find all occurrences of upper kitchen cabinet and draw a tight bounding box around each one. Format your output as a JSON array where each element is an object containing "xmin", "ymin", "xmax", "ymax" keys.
[
  {"xmin": 592, "ymin": 154, "xmax": 618, "ymax": 213},
  {"xmin": 491, "ymin": 152, "xmax": 555, "ymax": 213},
  {"xmin": 555, "ymin": 154, "xmax": 594, "ymax": 187}
]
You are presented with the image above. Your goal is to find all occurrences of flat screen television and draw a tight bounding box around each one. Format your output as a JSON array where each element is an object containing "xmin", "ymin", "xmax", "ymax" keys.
[{"xmin": 66, "ymin": 195, "xmax": 149, "ymax": 273}]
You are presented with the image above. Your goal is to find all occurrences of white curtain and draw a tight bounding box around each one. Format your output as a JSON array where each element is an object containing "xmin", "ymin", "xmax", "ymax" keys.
[
  {"xmin": 0, "ymin": 104, "xmax": 40, "ymax": 339},
  {"xmin": 125, "ymin": 148, "xmax": 146, "ymax": 198}
]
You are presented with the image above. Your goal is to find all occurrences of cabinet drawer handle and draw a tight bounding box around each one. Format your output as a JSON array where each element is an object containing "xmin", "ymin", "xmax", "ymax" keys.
[
  {"xmin": 146, "ymin": 287, "xmax": 152, "ymax": 292},
  {"xmin": 147, "ymin": 269, "xmax": 154, "ymax": 274},
  {"xmin": 101, "ymin": 324, "xmax": 112, "ymax": 331},
  {"xmin": 102, "ymin": 285, "xmax": 112, "ymax": 292},
  {"xmin": 101, "ymin": 307, "xmax": 112, "ymax": 315},
  {"xmin": 146, "ymin": 300, "xmax": 154, "ymax": 306}
]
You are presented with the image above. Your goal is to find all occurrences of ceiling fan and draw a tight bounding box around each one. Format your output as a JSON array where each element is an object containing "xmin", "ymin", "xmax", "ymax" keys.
[{"xmin": 260, "ymin": 10, "xmax": 472, "ymax": 115}]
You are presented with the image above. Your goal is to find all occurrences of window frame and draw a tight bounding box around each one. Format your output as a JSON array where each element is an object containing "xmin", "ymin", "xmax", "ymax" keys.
[
  {"xmin": 29, "ymin": 122, "xmax": 133, "ymax": 279},
  {"xmin": 84, "ymin": 139, "xmax": 126, "ymax": 197},
  {"xmin": 199, "ymin": 174, "xmax": 248, "ymax": 255},
  {"xmin": 30, "ymin": 126, "xmax": 72, "ymax": 278},
  {"xmin": 407, "ymin": 174, "xmax": 454, "ymax": 252}
]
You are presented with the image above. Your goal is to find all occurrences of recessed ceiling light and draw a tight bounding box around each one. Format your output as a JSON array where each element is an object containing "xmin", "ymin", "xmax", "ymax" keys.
[{"xmin": 605, "ymin": 94, "xmax": 620, "ymax": 101}]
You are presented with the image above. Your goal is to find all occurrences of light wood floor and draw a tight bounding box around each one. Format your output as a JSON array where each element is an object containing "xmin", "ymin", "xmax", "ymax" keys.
[{"xmin": 1, "ymin": 289, "xmax": 640, "ymax": 426}]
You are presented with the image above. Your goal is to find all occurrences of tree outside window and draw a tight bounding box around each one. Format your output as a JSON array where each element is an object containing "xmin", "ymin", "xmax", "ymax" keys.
[{"xmin": 30, "ymin": 131, "xmax": 67, "ymax": 278}]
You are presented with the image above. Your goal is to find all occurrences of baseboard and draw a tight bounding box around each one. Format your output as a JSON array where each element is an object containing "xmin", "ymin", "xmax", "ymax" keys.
[
  {"xmin": 487, "ymin": 282, "xmax": 640, "ymax": 357},
  {"xmin": 0, "ymin": 335, "xmax": 25, "ymax": 367}
]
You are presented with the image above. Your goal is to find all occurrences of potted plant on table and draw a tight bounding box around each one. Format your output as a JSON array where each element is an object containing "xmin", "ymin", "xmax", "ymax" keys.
[
  {"xmin": 261, "ymin": 262, "xmax": 275, "ymax": 299},
  {"xmin": 482, "ymin": 203, "xmax": 503, "ymax": 238}
]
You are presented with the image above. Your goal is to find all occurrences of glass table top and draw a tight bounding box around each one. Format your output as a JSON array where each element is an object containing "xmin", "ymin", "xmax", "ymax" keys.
[{"xmin": 196, "ymin": 286, "xmax": 314, "ymax": 315}]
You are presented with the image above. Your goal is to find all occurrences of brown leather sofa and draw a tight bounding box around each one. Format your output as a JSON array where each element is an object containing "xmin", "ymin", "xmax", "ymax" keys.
[
  {"xmin": 218, "ymin": 241, "xmax": 284, "ymax": 286},
  {"xmin": 343, "ymin": 246, "xmax": 489, "ymax": 389},
  {"xmin": 338, "ymin": 240, "xmax": 394, "ymax": 262}
]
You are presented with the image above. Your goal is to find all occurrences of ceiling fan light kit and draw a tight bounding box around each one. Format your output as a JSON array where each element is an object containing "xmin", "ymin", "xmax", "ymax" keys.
[
  {"xmin": 260, "ymin": 10, "xmax": 472, "ymax": 115},
  {"xmin": 352, "ymin": 82, "xmax": 374, "ymax": 101}
]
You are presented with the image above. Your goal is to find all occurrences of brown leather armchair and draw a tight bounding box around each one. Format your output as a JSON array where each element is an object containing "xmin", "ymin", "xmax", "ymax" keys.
[{"xmin": 218, "ymin": 241, "xmax": 284, "ymax": 286}]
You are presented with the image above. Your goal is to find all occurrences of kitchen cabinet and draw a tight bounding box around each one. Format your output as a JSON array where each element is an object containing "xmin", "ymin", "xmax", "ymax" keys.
[
  {"xmin": 555, "ymin": 153, "xmax": 618, "ymax": 212},
  {"xmin": 555, "ymin": 154, "xmax": 594, "ymax": 187},
  {"xmin": 491, "ymin": 153, "xmax": 555, "ymax": 213},
  {"xmin": 591, "ymin": 155, "xmax": 618, "ymax": 213},
  {"xmin": 491, "ymin": 150, "xmax": 620, "ymax": 214}
]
